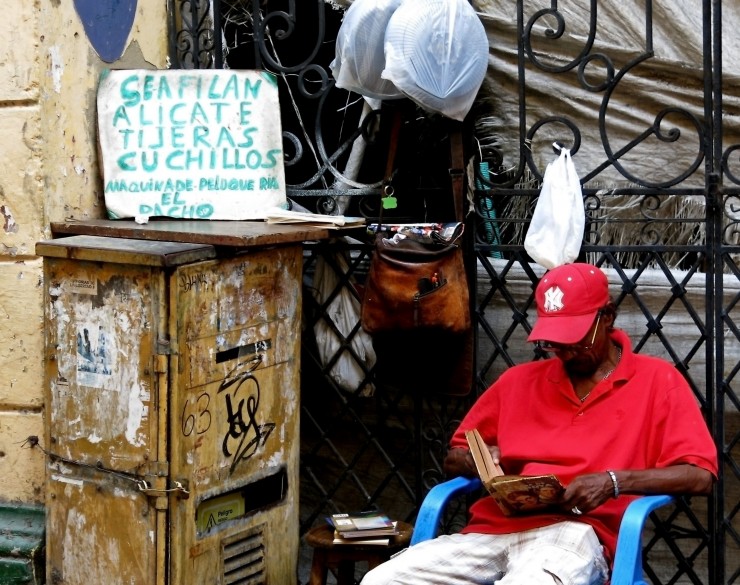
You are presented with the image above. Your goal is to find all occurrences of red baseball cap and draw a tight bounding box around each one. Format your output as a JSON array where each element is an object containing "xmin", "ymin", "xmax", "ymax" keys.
[{"xmin": 527, "ymin": 263, "xmax": 610, "ymax": 344}]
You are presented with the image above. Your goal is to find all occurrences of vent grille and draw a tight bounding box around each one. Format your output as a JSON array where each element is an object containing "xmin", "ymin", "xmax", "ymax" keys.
[{"xmin": 222, "ymin": 524, "xmax": 266, "ymax": 585}]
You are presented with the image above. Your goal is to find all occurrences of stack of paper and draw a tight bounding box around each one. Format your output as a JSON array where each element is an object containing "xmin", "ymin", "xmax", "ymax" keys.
[{"xmin": 264, "ymin": 208, "xmax": 366, "ymax": 228}]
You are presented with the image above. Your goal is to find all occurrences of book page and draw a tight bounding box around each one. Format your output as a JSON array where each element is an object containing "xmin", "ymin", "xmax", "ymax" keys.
[
  {"xmin": 464, "ymin": 428, "xmax": 564, "ymax": 516},
  {"xmin": 488, "ymin": 475, "xmax": 565, "ymax": 516},
  {"xmin": 464, "ymin": 429, "xmax": 504, "ymax": 482}
]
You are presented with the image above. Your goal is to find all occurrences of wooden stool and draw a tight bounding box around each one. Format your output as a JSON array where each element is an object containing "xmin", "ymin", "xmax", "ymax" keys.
[{"xmin": 304, "ymin": 520, "xmax": 413, "ymax": 585}]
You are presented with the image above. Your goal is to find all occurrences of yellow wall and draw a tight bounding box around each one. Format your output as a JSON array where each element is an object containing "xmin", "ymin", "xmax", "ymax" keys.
[{"xmin": 0, "ymin": 0, "xmax": 168, "ymax": 505}]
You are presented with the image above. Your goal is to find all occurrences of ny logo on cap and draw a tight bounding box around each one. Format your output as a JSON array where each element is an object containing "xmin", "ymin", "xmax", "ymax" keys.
[{"xmin": 543, "ymin": 286, "xmax": 565, "ymax": 312}]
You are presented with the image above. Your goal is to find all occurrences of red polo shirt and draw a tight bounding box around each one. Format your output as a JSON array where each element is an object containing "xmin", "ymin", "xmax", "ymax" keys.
[{"xmin": 450, "ymin": 329, "xmax": 718, "ymax": 564}]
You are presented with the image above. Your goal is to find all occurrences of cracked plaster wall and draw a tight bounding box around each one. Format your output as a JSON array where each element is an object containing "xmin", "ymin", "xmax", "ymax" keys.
[{"xmin": 0, "ymin": 0, "xmax": 167, "ymax": 505}]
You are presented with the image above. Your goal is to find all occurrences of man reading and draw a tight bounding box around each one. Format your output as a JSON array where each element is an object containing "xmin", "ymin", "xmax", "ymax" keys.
[{"xmin": 362, "ymin": 263, "xmax": 717, "ymax": 585}]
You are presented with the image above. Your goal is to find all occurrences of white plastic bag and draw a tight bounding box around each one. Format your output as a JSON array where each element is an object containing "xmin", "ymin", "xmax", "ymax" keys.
[
  {"xmin": 312, "ymin": 249, "xmax": 377, "ymax": 397},
  {"xmin": 330, "ymin": 0, "xmax": 405, "ymax": 100},
  {"xmin": 382, "ymin": 0, "xmax": 489, "ymax": 121},
  {"xmin": 524, "ymin": 148, "xmax": 585, "ymax": 269}
]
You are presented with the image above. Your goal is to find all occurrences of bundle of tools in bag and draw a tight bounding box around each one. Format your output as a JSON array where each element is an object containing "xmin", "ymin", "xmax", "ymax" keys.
[{"xmin": 361, "ymin": 221, "xmax": 469, "ymax": 334}]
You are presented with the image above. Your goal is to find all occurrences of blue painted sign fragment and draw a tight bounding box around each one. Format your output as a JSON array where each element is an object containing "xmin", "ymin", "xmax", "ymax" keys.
[{"xmin": 73, "ymin": 0, "xmax": 137, "ymax": 63}]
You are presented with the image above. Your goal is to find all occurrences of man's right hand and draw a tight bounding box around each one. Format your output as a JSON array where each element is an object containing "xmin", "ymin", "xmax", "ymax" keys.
[{"xmin": 443, "ymin": 445, "xmax": 503, "ymax": 478}]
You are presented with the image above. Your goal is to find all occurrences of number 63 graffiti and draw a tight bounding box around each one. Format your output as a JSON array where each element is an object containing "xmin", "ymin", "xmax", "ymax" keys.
[{"xmin": 181, "ymin": 355, "xmax": 276, "ymax": 474}]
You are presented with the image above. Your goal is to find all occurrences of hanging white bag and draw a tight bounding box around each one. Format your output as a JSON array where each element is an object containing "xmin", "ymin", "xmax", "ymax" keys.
[
  {"xmin": 382, "ymin": 0, "xmax": 489, "ymax": 121},
  {"xmin": 524, "ymin": 147, "xmax": 585, "ymax": 269},
  {"xmin": 330, "ymin": 0, "xmax": 405, "ymax": 100}
]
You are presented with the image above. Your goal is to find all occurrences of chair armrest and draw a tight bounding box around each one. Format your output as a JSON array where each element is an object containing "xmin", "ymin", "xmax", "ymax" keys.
[
  {"xmin": 610, "ymin": 495, "xmax": 674, "ymax": 585},
  {"xmin": 410, "ymin": 476, "xmax": 483, "ymax": 546}
]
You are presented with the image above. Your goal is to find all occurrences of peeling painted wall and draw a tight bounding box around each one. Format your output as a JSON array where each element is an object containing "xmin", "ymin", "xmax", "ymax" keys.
[{"xmin": 0, "ymin": 0, "xmax": 167, "ymax": 504}]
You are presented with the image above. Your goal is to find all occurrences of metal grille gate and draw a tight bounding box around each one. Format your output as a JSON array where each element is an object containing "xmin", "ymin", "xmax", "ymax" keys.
[{"xmin": 168, "ymin": 1, "xmax": 738, "ymax": 583}]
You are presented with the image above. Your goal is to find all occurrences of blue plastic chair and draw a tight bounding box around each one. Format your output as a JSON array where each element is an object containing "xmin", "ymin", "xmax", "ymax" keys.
[{"xmin": 410, "ymin": 477, "xmax": 674, "ymax": 585}]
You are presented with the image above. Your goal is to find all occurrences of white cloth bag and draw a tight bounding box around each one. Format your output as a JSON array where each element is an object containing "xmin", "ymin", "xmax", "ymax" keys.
[
  {"xmin": 524, "ymin": 148, "xmax": 585, "ymax": 269},
  {"xmin": 330, "ymin": 0, "xmax": 404, "ymax": 100},
  {"xmin": 381, "ymin": 0, "xmax": 489, "ymax": 121},
  {"xmin": 311, "ymin": 250, "xmax": 377, "ymax": 397}
]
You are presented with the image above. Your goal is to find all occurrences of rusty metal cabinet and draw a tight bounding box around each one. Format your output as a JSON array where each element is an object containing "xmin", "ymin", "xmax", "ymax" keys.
[{"xmin": 38, "ymin": 233, "xmax": 305, "ymax": 585}]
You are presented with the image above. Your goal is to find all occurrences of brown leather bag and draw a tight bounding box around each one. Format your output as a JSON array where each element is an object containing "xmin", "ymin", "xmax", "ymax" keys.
[
  {"xmin": 361, "ymin": 229, "xmax": 470, "ymax": 334},
  {"xmin": 362, "ymin": 116, "xmax": 474, "ymax": 396}
]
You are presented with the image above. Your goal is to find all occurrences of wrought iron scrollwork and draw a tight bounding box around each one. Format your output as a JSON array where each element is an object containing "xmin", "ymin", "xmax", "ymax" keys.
[
  {"xmin": 517, "ymin": 2, "xmax": 707, "ymax": 189},
  {"xmin": 723, "ymin": 193, "xmax": 740, "ymax": 245},
  {"xmin": 523, "ymin": 2, "xmax": 598, "ymax": 74},
  {"xmin": 723, "ymin": 144, "xmax": 740, "ymax": 186},
  {"xmin": 173, "ymin": 0, "xmax": 386, "ymax": 214},
  {"xmin": 172, "ymin": 0, "xmax": 218, "ymax": 69},
  {"xmin": 254, "ymin": 3, "xmax": 324, "ymax": 73}
]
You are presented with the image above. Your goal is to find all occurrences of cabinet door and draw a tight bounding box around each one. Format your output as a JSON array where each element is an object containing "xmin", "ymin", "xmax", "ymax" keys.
[
  {"xmin": 44, "ymin": 258, "xmax": 162, "ymax": 585},
  {"xmin": 168, "ymin": 246, "xmax": 302, "ymax": 585}
]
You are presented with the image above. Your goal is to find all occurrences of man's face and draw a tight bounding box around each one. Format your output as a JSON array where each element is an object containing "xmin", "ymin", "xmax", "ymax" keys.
[
  {"xmin": 545, "ymin": 313, "xmax": 606, "ymax": 377},
  {"xmin": 559, "ymin": 348, "xmax": 602, "ymax": 377}
]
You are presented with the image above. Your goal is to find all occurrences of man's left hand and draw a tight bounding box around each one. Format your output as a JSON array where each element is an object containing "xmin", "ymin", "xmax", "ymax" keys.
[{"xmin": 560, "ymin": 473, "xmax": 613, "ymax": 515}]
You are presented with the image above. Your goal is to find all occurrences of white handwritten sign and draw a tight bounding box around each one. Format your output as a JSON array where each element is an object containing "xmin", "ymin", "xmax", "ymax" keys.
[{"xmin": 97, "ymin": 69, "xmax": 287, "ymax": 220}]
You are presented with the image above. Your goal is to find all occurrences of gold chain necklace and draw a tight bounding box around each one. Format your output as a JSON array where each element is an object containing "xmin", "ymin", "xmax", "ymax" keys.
[{"xmin": 580, "ymin": 347, "xmax": 622, "ymax": 403}]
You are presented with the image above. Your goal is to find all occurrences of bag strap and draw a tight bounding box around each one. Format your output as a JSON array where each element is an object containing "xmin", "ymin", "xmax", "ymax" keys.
[
  {"xmin": 378, "ymin": 114, "xmax": 466, "ymax": 227},
  {"xmin": 448, "ymin": 124, "xmax": 466, "ymax": 224},
  {"xmin": 377, "ymin": 110, "xmax": 403, "ymax": 228},
  {"xmin": 384, "ymin": 110, "xmax": 403, "ymax": 185}
]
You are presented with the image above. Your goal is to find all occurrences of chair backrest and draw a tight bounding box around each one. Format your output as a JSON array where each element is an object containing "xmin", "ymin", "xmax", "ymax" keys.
[{"xmin": 411, "ymin": 476, "xmax": 674, "ymax": 584}]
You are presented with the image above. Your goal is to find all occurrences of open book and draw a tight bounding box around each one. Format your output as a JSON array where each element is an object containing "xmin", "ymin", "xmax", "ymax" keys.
[{"xmin": 465, "ymin": 429, "xmax": 565, "ymax": 516}]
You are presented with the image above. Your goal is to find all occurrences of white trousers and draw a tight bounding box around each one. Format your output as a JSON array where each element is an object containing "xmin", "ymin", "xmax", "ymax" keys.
[{"xmin": 360, "ymin": 521, "xmax": 609, "ymax": 585}]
